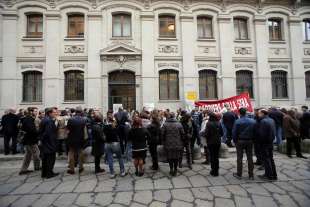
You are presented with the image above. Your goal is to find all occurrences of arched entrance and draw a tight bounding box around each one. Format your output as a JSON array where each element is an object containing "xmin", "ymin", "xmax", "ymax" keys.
[{"xmin": 108, "ymin": 70, "xmax": 136, "ymax": 111}]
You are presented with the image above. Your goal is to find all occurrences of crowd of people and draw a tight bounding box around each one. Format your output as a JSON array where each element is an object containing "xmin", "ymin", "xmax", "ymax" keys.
[{"xmin": 0, "ymin": 104, "xmax": 309, "ymax": 180}]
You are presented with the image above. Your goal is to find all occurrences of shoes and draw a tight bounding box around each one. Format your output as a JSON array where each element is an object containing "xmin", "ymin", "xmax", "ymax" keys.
[
  {"xmin": 254, "ymin": 161, "xmax": 262, "ymax": 166},
  {"xmin": 110, "ymin": 174, "xmax": 116, "ymax": 179},
  {"xmin": 120, "ymin": 171, "xmax": 127, "ymax": 177},
  {"xmin": 95, "ymin": 168, "xmax": 105, "ymax": 174},
  {"xmin": 79, "ymin": 168, "xmax": 84, "ymax": 173},
  {"xmin": 45, "ymin": 173, "xmax": 59, "ymax": 179},
  {"xmin": 233, "ymin": 173, "xmax": 242, "ymax": 180},
  {"xmin": 258, "ymin": 174, "xmax": 273, "ymax": 181},
  {"xmin": 271, "ymin": 176, "xmax": 278, "ymax": 181},
  {"xmin": 188, "ymin": 164, "xmax": 192, "ymax": 170},
  {"xmin": 258, "ymin": 166, "xmax": 264, "ymax": 171},
  {"xmin": 135, "ymin": 171, "xmax": 139, "ymax": 176},
  {"xmin": 150, "ymin": 166, "xmax": 159, "ymax": 171},
  {"xmin": 287, "ymin": 155, "xmax": 293, "ymax": 158},
  {"xmin": 202, "ymin": 160, "xmax": 210, "ymax": 165},
  {"xmin": 138, "ymin": 172, "xmax": 144, "ymax": 177},
  {"xmin": 67, "ymin": 170, "xmax": 75, "ymax": 175},
  {"xmin": 179, "ymin": 163, "xmax": 183, "ymax": 168},
  {"xmin": 297, "ymin": 155, "xmax": 308, "ymax": 159},
  {"xmin": 172, "ymin": 170, "xmax": 177, "ymax": 177},
  {"xmin": 210, "ymin": 171, "xmax": 219, "ymax": 177},
  {"xmin": 19, "ymin": 170, "xmax": 33, "ymax": 175},
  {"xmin": 169, "ymin": 170, "xmax": 174, "ymax": 176},
  {"xmin": 249, "ymin": 176, "xmax": 254, "ymax": 180}
]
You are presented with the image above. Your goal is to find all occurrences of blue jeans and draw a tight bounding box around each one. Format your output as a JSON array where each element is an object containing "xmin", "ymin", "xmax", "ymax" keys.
[
  {"xmin": 105, "ymin": 142, "xmax": 125, "ymax": 175},
  {"xmin": 274, "ymin": 127, "xmax": 283, "ymax": 145},
  {"xmin": 125, "ymin": 141, "xmax": 132, "ymax": 162},
  {"xmin": 221, "ymin": 120, "xmax": 227, "ymax": 143}
]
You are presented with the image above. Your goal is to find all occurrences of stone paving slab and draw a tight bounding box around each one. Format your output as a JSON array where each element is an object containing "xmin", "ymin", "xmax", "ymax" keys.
[{"xmin": 0, "ymin": 152, "xmax": 309, "ymax": 207}]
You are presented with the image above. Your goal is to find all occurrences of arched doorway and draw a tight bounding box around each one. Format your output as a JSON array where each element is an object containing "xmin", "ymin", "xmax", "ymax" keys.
[{"xmin": 108, "ymin": 70, "xmax": 136, "ymax": 111}]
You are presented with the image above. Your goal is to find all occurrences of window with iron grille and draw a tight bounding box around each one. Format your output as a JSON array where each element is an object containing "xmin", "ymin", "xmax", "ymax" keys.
[
  {"xmin": 26, "ymin": 14, "xmax": 43, "ymax": 37},
  {"xmin": 268, "ymin": 18, "xmax": 282, "ymax": 41},
  {"xmin": 305, "ymin": 71, "xmax": 310, "ymax": 98},
  {"xmin": 199, "ymin": 70, "xmax": 217, "ymax": 99},
  {"xmin": 197, "ymin": 16, "xmax": 213, "ymax": 39},
  {"xmin": 159, "ymin": 69, "xmax": 179, "ymax": 100},
  {"xmin": 303, "ymin": 19, "xmax": 310, "ymax": 41},
  {"xmin": 271, "ymin": 70, "xmax": 288, "ymax": 99},
  {"xmin": 233, "ymin": 17, "xmax": 248, "ymax": 40},
  {"xmin": 67, "ymin": 14, "xmax": 84, "ymax": 38},
  {"xmin": 22, "ymin": 71, "xmax": 42, "ymax": 102},
  {"xmin": 159, "ymin": 15, "xmax": 176, "ymax": 38},
  {"xmin": 112, "ymin": 13, "xmax": 131, "ymax": 37},
  {"xmin": 64, "ymin": 71, "xmax": 84, "ymax": 101},
  {"xmin": 236, "ymin": 70, "xmax": 254, "ymax": 98}
]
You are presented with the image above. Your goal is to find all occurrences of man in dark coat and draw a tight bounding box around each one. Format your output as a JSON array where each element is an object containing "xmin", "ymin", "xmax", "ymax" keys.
[
  {"xmin": 256, "ymin": 109, "xmax": 277, "ymax": 181},
  {"xmin": 39, "ymin": 107, "xmax": 59, "ymax": 178},
  {"xmin": 222, "ymin": 109, "xmax": 238, "ymax": 147},
  {"xmin": 1, "ymin": 109, "xmax": 19, "ymax": 155},
  {"xmin": 66, "ymin": 107, "xmax": 87, "ymax": 174},
  {"xmin": 269, "ymin": 108, "xmax": 284, "ymax": 145},
  {"xmin": 19, "ymin": 107, "xmax": 41, "ymax": 175},
  {"xmin": 114, "ymin": 107, "xmax": 129, "ymax": 154}
]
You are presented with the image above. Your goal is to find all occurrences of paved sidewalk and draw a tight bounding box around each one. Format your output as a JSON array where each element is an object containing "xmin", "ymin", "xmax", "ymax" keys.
[{"xmin": 0, "ymin": 152, "xmax": 310, "ymax": 207}]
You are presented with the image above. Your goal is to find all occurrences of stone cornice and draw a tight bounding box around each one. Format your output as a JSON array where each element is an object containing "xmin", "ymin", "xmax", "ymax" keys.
[
  {"xmin": 140, "ymin": 11, "xmax": 155, "ymax": 20},
  {"xmin": 288, "ymin": 16, "xmax": 302, "ymax": 24},
  {"xmin": 217, "ymin": 14, "xmax": 231, "ymax": 23},
  {"xmin": 45, "ymin": 11, "xmax": 61, "ymax": 20},
  {"xmin": 180, "ymin": 12, "xmax": 194, "ymax": 22},
  {"xmin": 1, "ymin": 10, "xmax": 18, "ymax": 20},
  {"xmin": 16, "ymin": 57, "xmax": 46, "ymax": 62},
  {"xmin": 59, "ymin": 56, "xmax": 88, "ymax": 61},
  {"xmin": 87, "ymin": 11, "xmax": 102, "ymax": 20}
]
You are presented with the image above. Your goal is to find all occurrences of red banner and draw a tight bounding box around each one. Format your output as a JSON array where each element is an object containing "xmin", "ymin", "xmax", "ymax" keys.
[{"xmin": 195, "ymin": 93, "xmax": 253, "ymax": 113}]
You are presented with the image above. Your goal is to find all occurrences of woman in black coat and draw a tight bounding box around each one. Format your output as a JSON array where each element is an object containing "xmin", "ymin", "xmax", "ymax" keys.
[
  {"xmin": 91, "ymin": 114, "xmax": 105, "ymax": 174},
  {"xmin": 147, "ymin": 113, "xmax": 161, "ymax": 170},
  {"xmin": 205, "ymin": 112, "xmax": 223, "ymax": 177}
]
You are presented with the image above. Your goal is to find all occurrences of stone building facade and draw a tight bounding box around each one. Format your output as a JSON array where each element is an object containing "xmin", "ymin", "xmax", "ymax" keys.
[{"xmin": 0, "ymin": 0, "xmax": 310, "ymax": 114}]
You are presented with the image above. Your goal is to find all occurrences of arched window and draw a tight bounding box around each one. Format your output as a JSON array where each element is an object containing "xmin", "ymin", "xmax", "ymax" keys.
[
  {"xmin": 233, "ymin": 17, "xmax": 248, "ymax": 40},
  {"xmin": 159, "ymin": 15, "xmax": 176, "ymax": 38},
  {"xmin": 197, "ymin": 16, "xmax": 213, "ymax": 39},
  {"xmin": 303, "ymin": 19, "xmax": 310, "ymax": 41},
  {"xmin": 26, "ymin": 13, "xmax": 43, "ymax": 37},
  {"xmin": 67, "ymin": 13, "xmax": 84, "ymax": 38},
  {"xmin": 271, "ymin": 70, "xmax": 288, "ymax": 99},
  {"xmin": 159, "ymin": 69, "xmax": 179, "ymax": 100},
  {"xmin": 64, "ymin": 71, "xmax": 84, "ymax": 101},
  {"xmin": 22, "ymin": 71, "xmax": 42, "ymax": 102},
  {"xmin": 236, "ymin": 70, "xmax": 254, "ymax": 98},
  {"xmin": 305, "ymin": 71, "xmax": 310, "ymax": 98},
  {"xmin": 112, "ymin": 13, "xmax": 131, "ymax": 37},
  {"xmin": 199, "ymin": 70, "xmax": 217, "ymax": 99},
  {"xmin": 268, "ymin": 18, "xmax": 283, "ymax": 41}
]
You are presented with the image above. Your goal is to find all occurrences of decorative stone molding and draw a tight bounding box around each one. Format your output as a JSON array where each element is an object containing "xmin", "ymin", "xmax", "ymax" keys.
[
  {"xmin": 270, "ymin": 65, "xmax": 289, "ymax": 70},
  {"xmin": 198, "ymin": 64, "xmax": 217, "ymax": 69},
  {"xmin": 20, "ymin": 64, "xmax": 44, "ymax": 70},
  {"xmin": 158, "ymin": 45, "xmax": 178, "ymax": 53},
  {"xmin": 235, "ymin": 64, "xmax": 254, "ymax": 69},
  {"xmin": 23, "ymin": 46, "xmax": 43, "ymax": 54},
  {"xmin": 63, "ymin": 64, "xmax": 85, "ymax": 69},
  {"xmin": 64, "ymin": 45, "xmax": 85, "ymax": 54},
  {"xmin": 235, "ymin": 47, "xmax": 252, "ymax": 55},
  {"xmin": 304, "ymin": 49, "xmax": 310, "ymax": 56},
  {"xmin": 198, "ymin": 46, "xmax": 216, "ymax": 54},
  {"xmin": 270, "ymin": 48, "xmax": 287, "ymax": 56},
  {"xmin": 304, "ymin": 65, "xmax": 310, "ymax": 70},
  {"xmin": 158, "ymin": 63, "xmax": 179, "ymax": 68}
]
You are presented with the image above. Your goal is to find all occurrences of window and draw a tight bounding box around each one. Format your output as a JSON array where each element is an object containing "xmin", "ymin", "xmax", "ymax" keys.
[
  {"xmin": 197, "ymin": 16, "xmax": 213, "ymax": 39},
  {"xmin": 22, "ymin": 71, "xmax": 42, "ymax": 102},
  {"xmin": 112, "ymin": 13, "xmax": 131, "ymax": 37},
  {"xmin": 159, "ymin": 15, "xmax": 176, "ymax": 38},
  {"xmin": 67, "ymin": 14, "xmax": 84, "ymax": 38},
  {"xmin": 269, "ymin": 18, "xmax": 282, "ymax": 41},
  {"xmin": 271, "ymin": 70, "xmax": 288, "ymax": 99},
  {"xmin": 159, "ymin": 70, "xmax": 179, "ymax": 100},
  {"xmin": 236, "ymin": 70, "xmax": 254, "ymax": 98},
  {"xmin": 64, "ymin": 71, "xmax": 84, "ymax": 101},
  {"xmin": 234, "ymin": 18, "xmax": 248, "ymax": 40},
  {"xmin": 303, "ymin": 19, "xmax": 310, "ymax": 41},
  {"xmin": 199, "ymin": 70, "xmax": 217, "ymax": 99},
  {"xmin": 305, "ymin": 71, "xmax": 310, "ymax": 98},
  {"xmin": 26, "ymin": 14, "xmax": 43, "ymax": 37}
]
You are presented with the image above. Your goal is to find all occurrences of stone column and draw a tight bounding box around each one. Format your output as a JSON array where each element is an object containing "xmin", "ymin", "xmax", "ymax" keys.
[
  {"xmin": 140, "ymin": 12, "xmax": 155, "ymax": 108},
  {"xmin": 45, "ymin": 11, "xmax": 60, "ymax": 108},
  {"xmin": 0, "ymin": 11, "xmax": 18, "ymax": 110},
  {"xmin": 180, "ymin": 13, "xmax": 196, "ymax": 108},
  {"xmin": 254, "ymin": 15, "xmax": 271, "ymax": 107},
  {"xmin": 87, "ymin": 11, "xmax": 102, "ymax": 110},
  {"xmin": 289, "ymin": 16, "xmax": 305, "ymax": 106},
  {"xmin": 218, "ymin": 14, "xmax": 235, "ymax": 98}
]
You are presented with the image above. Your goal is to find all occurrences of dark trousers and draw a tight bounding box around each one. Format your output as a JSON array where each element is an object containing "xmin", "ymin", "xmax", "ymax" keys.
[
  {"xmin": 4, "ymin": 134, "xmax": 17, "ymax": 154},
  {"xmin": 254, "ymin": 141, "xmax": 262, "ymax": 164},
  {"xmin": 286, "ymin": 137, "xmax": 302, "ymax": 156},
  {"xmin": 95, "ymin": 155, "xmax": 102, "ymax": 171},
  {"xmin": 57, "ymin": 139, "xmax": 65, "ymax": 155},
  {"xmin": 208, "ymin": 144, "xmax": 220, "ymax": 175},
  {"xmin": 180, "ymin": 142, "xmax": 192, "ymax": 166},
  {"xmin": 149, "ymin": 144, "xmax": 158, "ymax": 169},
  {"xmin": 236, "ymin": 140, "xmax": 254, "ymax": 177},
  {"xmin": 260, "ymin": 144, "xmax": 277, "ymax": 178},
  {"xmin": 117, "ymin": 125, "xmax": 127, "ymax": 154},
  {"xmin": 42, "ymin": 153, "xmax": 56, "ymax": 177}
]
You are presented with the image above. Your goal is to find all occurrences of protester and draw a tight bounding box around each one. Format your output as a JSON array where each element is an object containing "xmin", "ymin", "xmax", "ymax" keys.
[
  {"xmin": 66, "ymin": 107, "xmax": 87, "ymax": 174},
  {"xmin": 222, "ymin": 108, "xmax": 238, "ymax": 147},
  {"xmin": 232, "ymin": 108, "xmax": 256, "ymax": 180},
  {"xmin": 269, "ymin": 107, "xmax": 284, "ymax": 146},
  {"xmin": 204, "ymin": 112, "xmax": 223, "ymax": 177},
  {"xmin": 1, "ymin": 109, "xmax": 19, "ymax": 155},
  {"xmin": 147, "ymin": 112, "xmax": 161, "ymax": 170},
  {"xmin": 19, "ymin": 107, "xmax": 41, "ymax": 175},
  {"xmin": 199, "ymin": 110, "xmax": 210, "ymax": 165},
  {"xmin": 253, "ymin": 108, "xmax": 263, "ymax": 166},
  {"xmin": 180, "ymin": 111, "xmax": 194, "ymax": 169},
  {"xmin": 114, "ymin": 107, "xmax": 129, "ymax": 154},
  {"xmin": 161, "ymin": 112, "xmax": 185, "ymax": 176},
  {"xmin": 57, "ymin": 110, "xmax": 69, "ymax": 156},
  {"xmin": 40, "ymin": 107, "xmax": 59, "ymax": 178}
]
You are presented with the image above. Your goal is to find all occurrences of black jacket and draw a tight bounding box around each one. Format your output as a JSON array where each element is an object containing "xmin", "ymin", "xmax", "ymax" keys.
[
  {"xmin": 21, "ymin": 115, "xmax": 38, "ymax": 145},
  {"xmin": 269, "ymin": 109, "xmax": 283, "ymax": 128},
  {"xmin": 39, "ymin": 116, "xmax": 58, "ymax": 154},
  {"xmin": 128, "ymin": 128, "xmax": 150, "ymax": 151},
  {"xmin": 114, "ymin": 111, "xmax": 128, "ymax": 126},
  {"xmin": 254, "ymin": 116, "xmax": 276, "ymax": 145},
  {"xmin": 103, "ymin": 123, "xmax": 119, "ymax": 143},
  {"xmin": 205, "ymin": 120, "xmax": 223, "ymax": 145},
  {"xmin": 147, "ymin": 123, "xmax": 161, "ymax": 145},
  {"xmin": 1, "ymin": 113, "xmax": 19, "ymax": 136},
  {"xmin": 67, "ymin": 115, "xmax": 86, "ymax": 149},
  {"xmin": 222, "ymin": 111, "xmax": 238, "ymax": 131},
  {"xmin": 300, "ymin": 112, "xmax": 310, "ymax": 139},
  {"xmin": 91, "ymin": 122, "xmax": 105, "ymax": 156}
]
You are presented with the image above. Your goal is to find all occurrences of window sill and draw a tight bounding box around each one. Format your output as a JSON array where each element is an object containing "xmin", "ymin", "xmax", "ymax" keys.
[
  {"xmin": 63, "ymin": 101, "xmax": 85, "ymax": 104},
  {"xmin": 197, "ymin": 38, "xmax": 216, "ymax": 42},
  {"xmin": 158, "ymin": 37, "xmax": 178, "ymax": 41},
  {"xmin": 269, "ymin": 40, "xmax": 286, "ymax": 44},
  {"xmin": 110, "ymin": 37, "xmax": 133, "ymax": 40},
  {"xmin": 303, "ymin": 41, "xmax": 310, "ymax": 44},
  {"xmin": 234, "ymin": 39, "xmax": 252, "ymax": 43},
  {"xmin": 158, "ymin": 99, "xmax": 181, "ymax": 103},
  {"xmin": 64, "ymin": 37, "xmax": 85, "ymax": 41},
  {"xmin": 22, "ymin": 37, "xmax": 43, "ymax": 41},
  {"xmin": 20, "ymin": 102, "xmax": 43, "ymax": 105},
  {"xmin": 199, "ymin": 98, "xmax": 218, "ymax": 101},
  {"xmin": 271, "ymin": 98, "xmax": 290, "ymax": 101}
]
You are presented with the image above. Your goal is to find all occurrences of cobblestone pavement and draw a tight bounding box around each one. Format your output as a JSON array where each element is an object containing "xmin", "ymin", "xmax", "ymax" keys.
[{"xmin": 0, "ymin": 152, "xmax": 310, "ymax": 207}]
